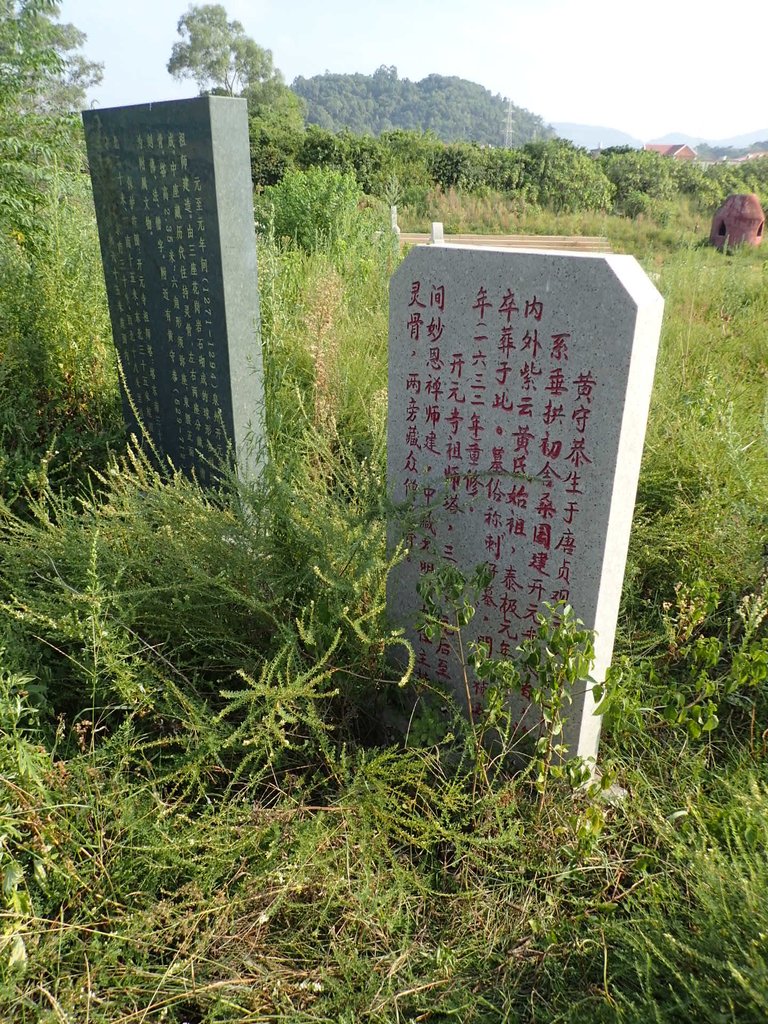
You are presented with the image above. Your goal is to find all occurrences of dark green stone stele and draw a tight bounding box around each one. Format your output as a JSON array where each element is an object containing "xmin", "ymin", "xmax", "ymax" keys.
[{"xmin": 83, "ymin": 96, "xmax": 264, "ymax": 485}]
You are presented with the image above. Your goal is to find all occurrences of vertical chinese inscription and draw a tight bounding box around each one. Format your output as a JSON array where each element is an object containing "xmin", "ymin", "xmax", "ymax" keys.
[
  {"xmin": 388, "ymin": 246, "xmax": 664, "ymax": 761},
  {"xmin": 83, "ymin": 96, "xmax": 263, "ymax": 484}
]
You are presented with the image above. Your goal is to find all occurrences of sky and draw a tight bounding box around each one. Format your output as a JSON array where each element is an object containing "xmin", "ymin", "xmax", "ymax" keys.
[{"xmin": 58, "ymin": 0, "xmax": 768, "ymax": 143}]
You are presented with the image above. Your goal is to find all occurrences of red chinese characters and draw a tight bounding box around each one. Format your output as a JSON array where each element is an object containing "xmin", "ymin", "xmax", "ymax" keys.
[{"xmin": 396, "ymin": 272, "xmax": 600, "ymax": 719}]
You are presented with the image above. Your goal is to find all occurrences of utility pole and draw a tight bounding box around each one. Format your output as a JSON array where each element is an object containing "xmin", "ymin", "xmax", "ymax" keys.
[{"xmin": 504, "ymin": 98, "xmax": 514, "ymax": 148}]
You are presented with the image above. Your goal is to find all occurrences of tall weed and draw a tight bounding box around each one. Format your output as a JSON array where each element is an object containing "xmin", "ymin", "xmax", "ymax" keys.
[
  {"xmin": 622, "ymin": 245, "xmax": 768, "ymax": 651},
  {"xmin": 0, "ymin": 168, "xmax": 121, "ymax": 508},
  {"xmin": 399, "ymin": 186, "xmax": 705, "ymax": 255}
]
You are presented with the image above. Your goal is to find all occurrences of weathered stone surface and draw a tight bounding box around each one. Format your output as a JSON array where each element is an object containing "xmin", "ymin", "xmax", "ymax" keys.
[
  {"xmin": 83, "ymin": 96, "xmax": 263, "ymax": 484},
  {"xmin": 387, "ymin": 245, "xmax": 664, "ymax": 761},
  {"xmin": 710, "ymin": 193, "xmax": 765, "ymax": 249}
]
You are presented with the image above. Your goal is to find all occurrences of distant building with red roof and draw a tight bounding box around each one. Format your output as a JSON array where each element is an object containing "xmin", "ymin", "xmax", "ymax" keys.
[
  {"xmin": 644, "ymin": 143, "xmax": 698, "ymax": 160},
  {"xmin": 732, "ymin": 151, "xmax": 768, "ymax": 163}
]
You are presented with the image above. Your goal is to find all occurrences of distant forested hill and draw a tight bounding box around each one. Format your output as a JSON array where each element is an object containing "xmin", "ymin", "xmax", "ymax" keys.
[{"xmin": 290, "ymin": 66, "xmax": 554, "ymax": 146}]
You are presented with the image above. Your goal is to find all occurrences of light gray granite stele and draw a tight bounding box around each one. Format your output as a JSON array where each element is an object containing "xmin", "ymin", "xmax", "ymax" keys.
[{"xmin": 387, "ymin": 245, "xmax": 664, "ymax": 762}]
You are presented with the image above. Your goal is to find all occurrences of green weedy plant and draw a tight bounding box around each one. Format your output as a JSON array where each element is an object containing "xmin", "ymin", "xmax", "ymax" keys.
[
  {"xmin": 256, "ymin": 166, "xmax": 365, "ymax": 255},
  {"xmin": 411, "ymin": 564, "xmax": 622, "ymax": 880},
  {"xmin": 414, "ymin": 563, "xmax": 529, "ymax": 785},
  {"xmin": 416, "ymin": 563, "xmax": 602, "ymax": 808},
  {"xmin": 477, "ymin": 602, "xmax": 597, "ymax": 806},
  {"xmin": 0, "ymin": 408, "xmax": 414, "ymax": 786},
  {"xmin": 214, "ymin": 587, "xmax": 412, "ymax": 792},
  {"xmin": 473, "ymin": 600, "xmax": 618, "ymax": 862},
  {"xmin": 598, "ymin": 572, "xmax": 768, "ymax": 746},
  {"xmin": 0, "ymin": 164, "xmax": 121, "ymax": 510},
  {"xmin": 0, "ymin": 661, "xmax": 55, "ymax": 971},
  {"xmin": 417, "ymin": 563, "xmax": 493, "ymax": 724}
]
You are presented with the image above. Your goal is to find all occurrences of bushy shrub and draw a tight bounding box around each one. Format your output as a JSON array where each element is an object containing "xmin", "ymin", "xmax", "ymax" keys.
[
  {"xmin": 294, "ymin": 127, "xmax": 396, "ymax": 197},
  {"xmin": 520, "ymin": 140, "xmax": 615, "ymax": 212},
  {"xmin": 671, "ymin": 158, "xmax": 723, "ymax": 208},
  {"xmin": 483, "ymin": 146, "xmax": 526, "ymax": 193},
  {"xmin": 248, "ymin": 118, "xmax": 302, "ymax": 188},
  {"xmin": 257, "ymin": 166, "xmax": 364, "ymax": 252},
  {"xmin": 599, "ymin": 149, "xmax": 678, "ymax": 215},
  {"xmin": 707, "ymin": 157, "xmax": 768, "ymax": 208},
  {"xmin": 428, "ymin": 141, "xmax": 486, "ymax": 192}
]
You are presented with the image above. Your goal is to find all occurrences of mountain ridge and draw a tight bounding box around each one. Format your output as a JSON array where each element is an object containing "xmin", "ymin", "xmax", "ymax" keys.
[
  {"xmin": 286, "ymin": 65, "xmax": 767, "ymax": 153},
  {"xmin": 551, "ymin": 123, "xmax": 643, "ymax": 149},
  {"xmin": 554, "ymin": 124, "xmax": 768, "ymax": 150},
  {"xmin": 290, "ymin": 68, "xmax": 554, "ymax": 146}
]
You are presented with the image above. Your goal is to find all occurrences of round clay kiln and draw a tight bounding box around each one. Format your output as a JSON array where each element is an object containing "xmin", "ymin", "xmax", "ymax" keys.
[{"xmin": 710, "ymin": 193, "xmax": 765, "ymax": 249}]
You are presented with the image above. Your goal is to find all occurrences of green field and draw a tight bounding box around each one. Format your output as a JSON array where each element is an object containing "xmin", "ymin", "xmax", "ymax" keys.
[{"xmin": 1, "ymin": 117, "xmax": 768, "ymax": 1022}]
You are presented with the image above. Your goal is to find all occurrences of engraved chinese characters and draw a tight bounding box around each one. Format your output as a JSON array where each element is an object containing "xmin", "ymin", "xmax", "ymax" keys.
[
  {"xmin": 388, "ymin": 247, "xmax": 664, "ymax": 761},
  {"xmin": 83, "ymin": 96, "xmax": 263, "ymax": 484}
]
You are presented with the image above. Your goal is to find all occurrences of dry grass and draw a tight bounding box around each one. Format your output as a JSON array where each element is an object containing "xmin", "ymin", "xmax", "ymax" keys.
[{"xmin": 303, "ymin": 265, "xmax": 345, "ymax": 433}]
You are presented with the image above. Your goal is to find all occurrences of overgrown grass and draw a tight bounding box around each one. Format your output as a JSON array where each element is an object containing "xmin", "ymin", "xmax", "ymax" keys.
[
  {"xmin": 622, "ymin": 243, "xmax": 768, "ymax": 646},
  {"xmin": 0, "ymin": 169, "xmax": 122, "ymax": 510},
  {"xmin": 1, "ymin": 167, "xmax": 767, "ymax": 1022},
  {"xmin": 399, "ymin": 186, "xmax": 707, "ymax": 255}
]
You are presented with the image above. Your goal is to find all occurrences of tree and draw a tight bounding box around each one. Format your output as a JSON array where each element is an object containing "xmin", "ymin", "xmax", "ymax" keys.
[
  {"xmin": 245, "ymin": 76, "xmax": 305, "ymax": 133},
  {"xmin": 1, "ymin": 1, "xmax": 100, "ymax": 234},
  {"xmin": 0, "ymin": 0, "xmax": 102, "ymax": 113},
  {"xmin": 428, "ymin": 141, "xmax": 485, "ymax": 191},
  {"xmin": 31, "ymin": 20, "xmax": 103, "ymax": 113},
  {"xmin": 598, "ymin": 149, "xmax": 677, "ymax": 216},
  {"xmin": 1, "ymin": 0, "xmax": 62, "ymax": 109},
  {"xmin": 168, "ymin": 4, "xmax": 303, "ymax": 129},
  {"xmin": 168, "ymin": 3, "xmax": 279, "ymax": 97},
  {"xmin": 521, "ymin": 140, "xmax": 614, "ymax": 213}
]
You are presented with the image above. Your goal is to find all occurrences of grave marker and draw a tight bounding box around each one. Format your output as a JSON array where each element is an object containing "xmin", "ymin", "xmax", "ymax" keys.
[
  {"xmin": 387, "ymin": 245, "xmax": 663, "ymax": 761},
  {"xmin": 430, "ymin": 221, "xmax": 445, "ymax": 244},
  {"xmin": 83, "ymin": 96, "xmax": 263, "ymax": 484}
]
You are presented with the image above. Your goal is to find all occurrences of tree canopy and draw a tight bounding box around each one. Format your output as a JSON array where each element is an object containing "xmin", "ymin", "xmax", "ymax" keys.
[
  {"xmin": 291, "ymin": 67, "xmax": 554, "ymax": 147},
  {"xmin": 167, "ymin": 4, "xmax": 304, "ymax": 129},
  {"xmin": 32, "ymin": 19, "xmax": 103, "ymax": 113},
  {"xmin": 0, "ymin": 0, "xmax": 102, "ymax": 113},
  {"xmin": 1, "ymin": 0, "xmax": 59, "ymax": 109},
  {"xmin": 0, "ymin": 0, "xmax": 102, "ymax": 233},
  {"xmin": 167, "ymin": 3, "xmax": 277, "ymax": 96}
]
